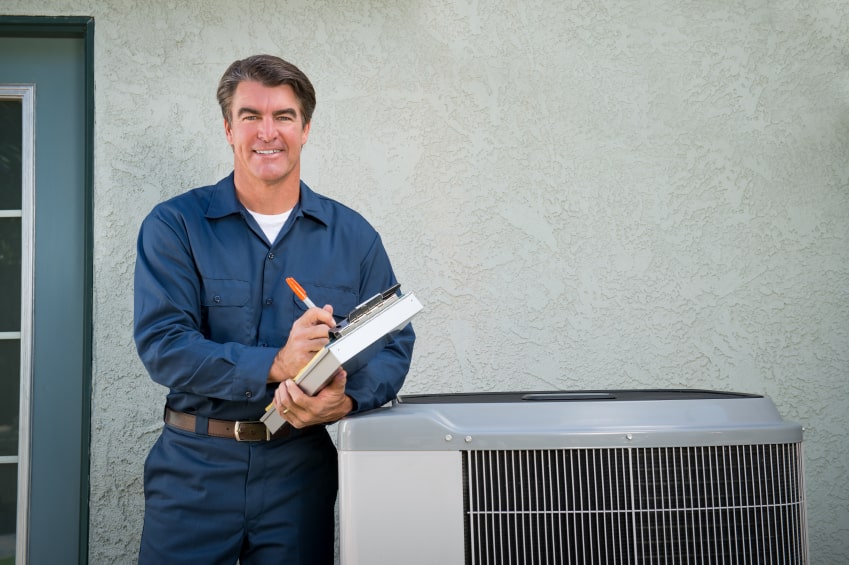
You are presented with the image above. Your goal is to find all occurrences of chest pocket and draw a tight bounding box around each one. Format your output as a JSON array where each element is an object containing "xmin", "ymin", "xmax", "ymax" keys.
[
  {"xmin": 201, "ymin": 279, "xmax": 251, "ymax": 307},
  {"xmin": 291, "ymin": 283, "xmax": 358, "ymax": 326}
]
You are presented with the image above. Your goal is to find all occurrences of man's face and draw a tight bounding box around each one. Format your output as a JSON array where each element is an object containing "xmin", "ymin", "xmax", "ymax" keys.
[{"xmin": 224, "ymin": 80, "xmax": 310, "ymax": 188}]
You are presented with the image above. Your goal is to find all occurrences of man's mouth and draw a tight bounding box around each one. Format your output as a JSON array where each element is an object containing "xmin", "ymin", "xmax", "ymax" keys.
[{"xmin": 254, "ymin": 149, "xmax": 282, "ymax": 155}]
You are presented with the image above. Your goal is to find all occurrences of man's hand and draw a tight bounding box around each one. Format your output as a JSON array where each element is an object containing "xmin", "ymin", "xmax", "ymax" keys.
[
  {"xmin": 273, "ymin": 370, "xmax": 354, "ymax": 428},
  {"xmin": 268, "ymin": 305, "xmax": 335, "ymax": 383}
]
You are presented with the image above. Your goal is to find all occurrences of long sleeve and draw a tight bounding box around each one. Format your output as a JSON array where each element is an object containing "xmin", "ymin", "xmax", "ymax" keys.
[
  {"xmin": 341, "ymin": 235, "xmax": 416, "ymax": 413},
  {"xmin": 134, "ymin": 210, "xmax": 275, "ymax": 404}
]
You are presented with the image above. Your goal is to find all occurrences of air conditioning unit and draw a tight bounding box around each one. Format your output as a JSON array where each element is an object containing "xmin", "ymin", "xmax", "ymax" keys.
[{"xmin": 338, "ymin": 390, "xmax": 807, "ymax": 565}]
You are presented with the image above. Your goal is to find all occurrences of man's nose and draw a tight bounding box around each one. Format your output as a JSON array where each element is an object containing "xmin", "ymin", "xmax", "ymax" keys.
[{"xmin": 257, "ymin": 117, "xmax": 276, "ymax": 141}]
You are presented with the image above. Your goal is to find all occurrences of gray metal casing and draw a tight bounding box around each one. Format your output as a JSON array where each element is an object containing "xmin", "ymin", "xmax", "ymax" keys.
[
  {"xmin": 337, "ymin": 390, "xmax": 806, "ymax": 565},
  {"xmin": 338, "ymin": 390, "xmax": 803, "ymax": 452}
]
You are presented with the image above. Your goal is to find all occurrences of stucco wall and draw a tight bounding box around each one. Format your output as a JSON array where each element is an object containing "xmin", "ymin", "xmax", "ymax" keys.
[{"xmin": 3, "ymin": 0, "xmax": 848, "ymax": 562}]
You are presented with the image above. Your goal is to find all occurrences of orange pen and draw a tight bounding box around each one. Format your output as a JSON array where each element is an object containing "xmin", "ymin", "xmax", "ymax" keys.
[{"xmin": 286, "ymin": 277, "xmax": 317, "ymax": 309}]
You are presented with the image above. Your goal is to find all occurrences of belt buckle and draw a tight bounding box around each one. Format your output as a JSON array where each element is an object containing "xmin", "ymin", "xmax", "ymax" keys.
[{"xmin": 234, "ymin": 421, "xmax": 271, "ymax": 441}]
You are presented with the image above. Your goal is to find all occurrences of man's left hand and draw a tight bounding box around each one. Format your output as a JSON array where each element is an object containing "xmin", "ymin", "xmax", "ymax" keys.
[{"xmin": 273, "ymin": 369, "xmax": 353, "ymax": 428}]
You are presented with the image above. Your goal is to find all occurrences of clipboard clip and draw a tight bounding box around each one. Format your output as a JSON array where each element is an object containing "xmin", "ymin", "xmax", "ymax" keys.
[{"xmin": 329, "ymin": 283, "xmax": 401, "ymax": 340}]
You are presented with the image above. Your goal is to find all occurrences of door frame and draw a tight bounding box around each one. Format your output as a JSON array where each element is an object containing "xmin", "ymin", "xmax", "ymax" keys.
[
  {"xmin": 0, "ymin": 15, "xmax": 94, "ymax": 564},
  {"xmin": 0, "ymin": 82, "xmax": 35, "ymax": 565}
]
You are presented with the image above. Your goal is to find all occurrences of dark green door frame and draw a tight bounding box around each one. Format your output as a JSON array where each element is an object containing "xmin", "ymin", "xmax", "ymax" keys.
[{"xmin": 0, "ymin": 16, "xmax": 94, "ymax": 565}]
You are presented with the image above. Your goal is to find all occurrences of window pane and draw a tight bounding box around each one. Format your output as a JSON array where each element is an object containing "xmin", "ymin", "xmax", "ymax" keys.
[
  {"xmin": 0, "ymin": 463, "xmax": 15, "ymax": 563},
  {"xmin": 0, "ymin": 218, "xmax": 21, "ymax": 332},
  {"xmin": 0, "ymin": 100, "xmax": 22, "ymax": 210},
  {"xmin": 0, "ymin": 339, "xmax": 19, "ymax": 457}
]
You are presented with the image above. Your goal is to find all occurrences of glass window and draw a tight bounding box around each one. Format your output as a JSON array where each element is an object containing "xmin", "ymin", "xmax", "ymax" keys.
[
  {"xmin": 0, "ymin": 340, "xmax": 19, "ymax": 457},
  {"xmin": 0, "ymin": 464, "xmax": 15, "ymax": 562},
  {"xmin": 0, "ymin": 218, "xmax": 21, "ymax": 333},
  {"xmin": 0, "ymin": 90, "xmax": 26, "ymax": 565},
  {"xmin": 0, "ymin": 100, "xmax": 22, "ymax": 210}
]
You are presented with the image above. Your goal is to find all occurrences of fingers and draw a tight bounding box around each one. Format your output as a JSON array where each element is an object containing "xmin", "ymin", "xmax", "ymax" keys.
[
  {"xmin": 274, "ymin": 379, "xmax": 310, "ymax": 426},
  {"xmin": 285, "ymin": 378, "xmax": 307, "ymax": 405},
  {"xmin": 326, "ymin": 368, "xmax": 347, "ymax": 390},
  {"xmin": 273, "ymin": 370, "xmax": 350, "ymax": 429},
  {"xmin": 274, "ymin": 383, "xmax": 289, "ymax": 414},
  {"xmin": 289, "ymin": 308, "xmax": 333, "ymax": 353},
  {"xmin": 270, "ymin": 306, "xmax": 336, "ymax": 383},
  {"xmin": 274, "ymin": 380, "xmax": 300, "ymax": 427},
  {"xmin": 297, "ymin": 305, "xmax": 335, "ymax": 330}
]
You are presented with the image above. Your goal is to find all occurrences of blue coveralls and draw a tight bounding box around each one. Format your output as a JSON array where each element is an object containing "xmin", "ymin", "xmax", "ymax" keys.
[{"xmin": 134, "ymin": 174, "xmax": 415, "ymax": 564}]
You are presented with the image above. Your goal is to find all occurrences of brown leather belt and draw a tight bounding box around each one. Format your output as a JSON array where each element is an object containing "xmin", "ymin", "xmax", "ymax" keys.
[{"xmin": 164, "ymin": 407, "xmax": 290, "ymax": 441}]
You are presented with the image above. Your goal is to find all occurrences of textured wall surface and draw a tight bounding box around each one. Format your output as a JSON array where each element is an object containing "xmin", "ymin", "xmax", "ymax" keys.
[{"xmin": 3, "ymin": 0, "xmax": 848, "ymax": 562}]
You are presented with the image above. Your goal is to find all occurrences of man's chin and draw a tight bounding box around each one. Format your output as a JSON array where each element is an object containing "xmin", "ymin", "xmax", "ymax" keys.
[{"xmin": 247, "ymin": 165, "xmax": 297, "ymax": 185}]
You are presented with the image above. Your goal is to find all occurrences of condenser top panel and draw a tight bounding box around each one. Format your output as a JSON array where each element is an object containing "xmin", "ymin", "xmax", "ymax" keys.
[{"xmin": 337, "ymin": 389, "xmax": 803, "ymax": 451}]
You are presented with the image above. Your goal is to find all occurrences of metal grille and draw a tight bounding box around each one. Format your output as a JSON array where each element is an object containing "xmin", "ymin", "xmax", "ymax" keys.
[{"xmin": 463, "ymin": 444, "xmax": 807, "ymax": 565}]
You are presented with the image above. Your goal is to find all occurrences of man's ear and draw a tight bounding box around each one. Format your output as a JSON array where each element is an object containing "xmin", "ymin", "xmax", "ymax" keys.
[
  {"xmin": 301, "ymin": 121, "xmax": 311, "ymax": 147},
  {"xmin": 224, "ymin": 118, "xmax": 233, "ymax": 144}
]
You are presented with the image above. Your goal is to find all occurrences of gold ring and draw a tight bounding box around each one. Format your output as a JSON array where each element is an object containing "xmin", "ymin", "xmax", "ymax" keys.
[{"xmin": 282, "ymin": 408, "xmax": 289, "ymax": 415}]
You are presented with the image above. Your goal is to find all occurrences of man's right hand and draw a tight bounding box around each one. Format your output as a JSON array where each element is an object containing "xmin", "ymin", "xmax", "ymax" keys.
[{"xmin": 268, "ymin": 305, "xmax": 335, "ymax": 383}]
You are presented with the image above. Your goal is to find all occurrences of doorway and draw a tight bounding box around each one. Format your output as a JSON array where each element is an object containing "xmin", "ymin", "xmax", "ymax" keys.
[{"xmin": 0, "ymin": 17, "xmax": 94, "ymax": 564}]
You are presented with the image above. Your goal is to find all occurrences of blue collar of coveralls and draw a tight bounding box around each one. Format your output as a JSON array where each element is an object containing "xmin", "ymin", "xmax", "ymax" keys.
[{"xmin": 203, "ymin": 172, "xmax": 331, "ymax": 228}]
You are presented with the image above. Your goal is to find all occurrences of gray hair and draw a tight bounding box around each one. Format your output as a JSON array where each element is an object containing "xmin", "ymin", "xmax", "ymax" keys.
[{"xmin": 216, "ymin": 55, "xmax": 316, "ymax": 127}]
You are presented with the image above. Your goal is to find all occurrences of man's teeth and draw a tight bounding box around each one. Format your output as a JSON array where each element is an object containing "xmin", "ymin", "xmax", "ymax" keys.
[{"xmin": 255, "ymin": 149, "xmax": 281, "ymax": 154}]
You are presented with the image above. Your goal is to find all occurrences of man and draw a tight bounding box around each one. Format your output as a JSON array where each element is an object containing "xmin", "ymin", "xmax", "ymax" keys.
[{"xmin": 134, "ymin": 54, "xmax": 415, "ymax": 564}]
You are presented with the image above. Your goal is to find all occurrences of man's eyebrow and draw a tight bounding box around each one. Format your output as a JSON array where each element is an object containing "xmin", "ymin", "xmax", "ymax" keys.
[
  {"xmin": 236, "ymin": 106, "xmax": 261, "ymax": 117},
  {"xmin": 273, "ymin": 108, "xmax": 299, "ymax": 118},
  {"xmin": 235, "ymin": 107, "xmax": 299, "ymax": 118}
]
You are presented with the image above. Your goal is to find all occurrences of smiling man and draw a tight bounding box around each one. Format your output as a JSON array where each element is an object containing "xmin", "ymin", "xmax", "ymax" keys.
[
  {"xmin": 133, "ymin": 55, "xmax": 415, "ymax": 564},
  {"xmin": 224, "ymin": 80, "xmax": 309, "ymax": 211}
]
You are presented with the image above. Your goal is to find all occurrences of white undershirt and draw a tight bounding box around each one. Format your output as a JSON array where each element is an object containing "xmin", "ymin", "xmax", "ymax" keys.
[{"xmin": 247, "ymin": 208, "xmax": 292, "ymax": 243}]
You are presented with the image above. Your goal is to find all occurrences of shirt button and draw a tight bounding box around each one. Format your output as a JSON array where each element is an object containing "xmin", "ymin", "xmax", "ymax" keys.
[
  {"xmin": 213, "ymin": 295, "xmax": 221, "ymax": 303},
  {"xmin": 245, "ymin": 391, "xmax": 252, "ymax": 398},
  {"xmin": 265, "ymin": 298, "xmax": 273, "ymax": 305}
]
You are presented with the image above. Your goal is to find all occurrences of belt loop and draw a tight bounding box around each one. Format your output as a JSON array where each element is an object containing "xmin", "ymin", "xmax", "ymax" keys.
[{"xmin": 195, "ymin": 415, "xmax": 208, "ymax": 435}]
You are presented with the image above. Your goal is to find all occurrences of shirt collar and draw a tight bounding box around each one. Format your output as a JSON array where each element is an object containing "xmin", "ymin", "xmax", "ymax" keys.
[{"xmin": 205, "ymin": 172, "xmax": 330, "ymax": 228}]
